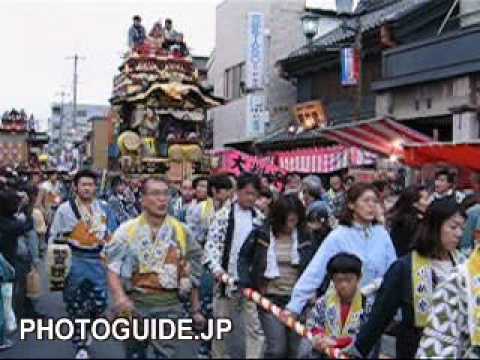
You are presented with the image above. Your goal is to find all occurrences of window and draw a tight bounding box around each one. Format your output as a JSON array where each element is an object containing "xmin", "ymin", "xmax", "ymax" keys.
[
  {"xmin": 224, "ymin": 62, "xmax": 245, "ymax": 100},
  {"xmin": 77, "ymin": 110, "xmax": 87, "ymax": 117},
  {"xmin": 224, "ymin": 68, "xmax": 231, "ymax": 99},
  {"xmin": 426, "ymin": 98, "xmax": 432, "ymax": 109},
  {"xmin": 445, "ymin": 81, "xmax": 454, "ymax": 97}
]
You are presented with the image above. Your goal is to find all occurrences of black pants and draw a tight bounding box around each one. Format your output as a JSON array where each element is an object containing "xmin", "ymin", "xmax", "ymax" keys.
[
  {"xmin": 13, "ymin": 256, "xmax": 36, "ymax": 321},
  {"xmin": 396, "ymin": 326, "xmax": 423, "ymax": 359}
]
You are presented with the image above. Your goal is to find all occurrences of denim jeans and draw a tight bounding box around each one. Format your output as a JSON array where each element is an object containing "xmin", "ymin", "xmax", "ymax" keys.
[{"xmin": 258, "ymin": 307, "xmax": 301, "ymax": 358}]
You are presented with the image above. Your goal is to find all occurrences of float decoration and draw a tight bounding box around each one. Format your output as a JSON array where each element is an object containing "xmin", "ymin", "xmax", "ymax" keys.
[{"xmin": 110, "ymin": 17, "xmax": 224, "ymax": 178}]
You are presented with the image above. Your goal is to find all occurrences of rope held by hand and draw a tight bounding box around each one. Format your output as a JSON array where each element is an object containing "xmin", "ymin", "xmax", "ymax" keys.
[{"xmin": 217, "ymin": 272, "xmax": 347, "ymax": 359}]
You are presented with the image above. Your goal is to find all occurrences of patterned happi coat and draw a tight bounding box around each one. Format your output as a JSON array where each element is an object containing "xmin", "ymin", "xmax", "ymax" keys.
[
  {"xmin": 416, "ymin": 252, "xmax": 480, "ymax": 359},
  {"xmin": 307, "ymin": 287, "xmax": 374, "ymax": 339},
  {"xmin": 104, "ymin": 214, "xmax": 202, "ymax": 294}
]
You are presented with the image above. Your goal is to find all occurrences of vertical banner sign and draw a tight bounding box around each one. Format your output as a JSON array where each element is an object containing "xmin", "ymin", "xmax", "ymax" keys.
[
  {"xmin": 341, "ymin": 47, "xmax": 360, "ymax": 86},
  {"xmin": 246, "ymin": 13, "xmax": 265, "ymax": 90},
  {"xmin": 246, "ymin": 94, "xmax": 266, "ymax": 137}
]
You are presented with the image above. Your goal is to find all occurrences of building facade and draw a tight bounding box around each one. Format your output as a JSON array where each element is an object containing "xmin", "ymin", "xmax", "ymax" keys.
[
  {"xmin": 261, "ymin": 0, "xmax": 461, "ymax": 150},
  {"xmin": 48, "ymin": 103, "xmax": 109, "ymax": 169},
  {"xmin": 90, "ymin": 116, "xmax": 109, "ymax": 170},
  {"xmin": 208, "ymin": 0, "xmax": 336, "ymax": 149},
  {"xmin": 373, "ymin": 0, "xmax": 480, "ymax": 142}
]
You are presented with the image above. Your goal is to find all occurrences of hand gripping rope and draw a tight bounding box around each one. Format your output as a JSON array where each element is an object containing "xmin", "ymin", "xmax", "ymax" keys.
[{"xmin": 216, "ymin": 272, "xmax": 348, "ymax": 359}]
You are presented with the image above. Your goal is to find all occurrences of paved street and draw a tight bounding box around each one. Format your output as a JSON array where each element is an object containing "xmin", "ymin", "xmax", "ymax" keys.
[
  {"xmin": 0, "ymin": 256, "xmax": 394, "ymax": 359},
  {"xmin": 0, "ymin": 260, "xmax": 203, "ymax": 359},
  {"xmin": 0, "ymin": 261, "xmax": 118, "ymax": 358},
  {"xmin": 0, "ymin": 261, "xmax": 240, "ymax": 359}
]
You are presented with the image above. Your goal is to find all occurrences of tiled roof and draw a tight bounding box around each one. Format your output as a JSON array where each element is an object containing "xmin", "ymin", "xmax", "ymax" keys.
[
  {"xmin": 286, "ymin": 0, "xmax": 432, "ymax": 60},
  {"xmin": 257, "ymin": 127, "xmax": 324, "ymax": 147}
]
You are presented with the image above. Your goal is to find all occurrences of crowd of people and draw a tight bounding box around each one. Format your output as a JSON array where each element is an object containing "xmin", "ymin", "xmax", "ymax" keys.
[{"xmin": 0, "ymin": 165, "xmax": 480, "ymax": 359}]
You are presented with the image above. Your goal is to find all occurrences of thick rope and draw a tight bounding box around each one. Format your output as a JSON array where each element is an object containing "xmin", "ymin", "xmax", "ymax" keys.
[{"xmin": 217, "ymin": 272, "xmax": 347, "ymax": 359}]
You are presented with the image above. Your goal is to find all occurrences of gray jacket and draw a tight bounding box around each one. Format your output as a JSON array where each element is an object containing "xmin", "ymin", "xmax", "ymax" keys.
[{"xmin": 128, "ymin": 25, "xmax": 146, "ymax": 48}]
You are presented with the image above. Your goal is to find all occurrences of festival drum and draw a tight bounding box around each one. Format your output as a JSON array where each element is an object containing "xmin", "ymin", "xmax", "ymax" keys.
[{"xmin": 117, "ymin": 131, "xmax": 141, "ymax": 155}]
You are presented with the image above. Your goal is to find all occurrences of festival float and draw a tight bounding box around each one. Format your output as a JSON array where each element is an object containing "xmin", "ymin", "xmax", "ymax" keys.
[
  {"xmin": 0, "ymin": 109, "xmax": 49, "ymax": 171},
  {"xmin": 109, "ymin": 18, "xmax": 223, "ymax": 182}
]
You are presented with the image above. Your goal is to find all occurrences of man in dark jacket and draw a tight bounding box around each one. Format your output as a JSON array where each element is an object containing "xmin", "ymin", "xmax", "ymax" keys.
[
  {"xmin": 0, "ymin": 189, "xmax": 33, "ymax": 266},
  {"xmin": 128, "ymin": 15, "xmax": 146, "ymax": 49}
]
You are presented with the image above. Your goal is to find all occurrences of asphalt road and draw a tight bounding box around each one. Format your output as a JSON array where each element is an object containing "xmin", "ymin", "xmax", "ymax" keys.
[
  {"xmin": 0, "ymin": 258, "xmax": 248, "ymax": 359},
  {"xmin": 0, "ymin": 259, "xmax": 393, "ymax": 359},
  {"xmin": 0, "ymin": 260, "xmax": 201, "ymax": 359}
]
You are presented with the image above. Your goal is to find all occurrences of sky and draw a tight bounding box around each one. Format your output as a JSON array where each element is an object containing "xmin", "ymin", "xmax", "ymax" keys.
[
  {"xmin": 0, "ymin": 0, "xmax": 341, "ymax": 129},
  {"xmin": 0, "ymin": 0, "xmax": 223, "ymax": 128}
]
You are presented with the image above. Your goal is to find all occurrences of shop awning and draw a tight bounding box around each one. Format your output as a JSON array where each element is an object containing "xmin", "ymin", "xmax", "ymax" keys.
[
  {"xmin": 320, "ymin": 118, "xmax": 433, "ymax": 157},
  {"xmin": 404, "ymin": 142, "xmax": 480, "ymax": 171},
  {"xmin": 275, "ymin": 146, "xmax": 377, "ymax": 174}
]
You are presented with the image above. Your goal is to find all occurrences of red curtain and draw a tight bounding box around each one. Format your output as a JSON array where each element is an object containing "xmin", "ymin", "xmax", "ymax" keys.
[{"xmin": 404, "ymin": 144, "xmax": 480, "ymax": 171}]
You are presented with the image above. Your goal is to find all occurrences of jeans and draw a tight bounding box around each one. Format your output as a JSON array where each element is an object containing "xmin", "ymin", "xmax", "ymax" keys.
[{"xmin": 258, "ymin": 296, "xmax": 301, "ymax": 359}]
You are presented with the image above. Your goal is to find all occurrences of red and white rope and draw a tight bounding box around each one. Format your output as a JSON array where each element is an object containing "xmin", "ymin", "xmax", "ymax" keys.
[{"xmin": 217, "ymin": 273, "xmax": 346, "ymax": 359}]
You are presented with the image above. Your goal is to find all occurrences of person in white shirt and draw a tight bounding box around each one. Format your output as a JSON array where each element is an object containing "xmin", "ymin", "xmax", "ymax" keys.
[
  {"xmin": 39, "ymin": 171, "xmax": 65, "ymax": 226},
  {"xmin": 432, "ymin": 168, "xmax": 465, "ymax": 204},
  {"xmin": 204, "ymin": 173, "xmax": 264, "ymax": 359}
]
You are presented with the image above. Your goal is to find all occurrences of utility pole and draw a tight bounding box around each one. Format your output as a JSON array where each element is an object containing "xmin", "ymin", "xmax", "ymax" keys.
[
  {"xmin": 66, "ymin": 54, "xmax": 85, "ymax": 130},
  {"xmin": 55, "ymin": 90, "xmax": 69, "ymax": 163},
  {"xmin": 354, "ymin": 16, "xmax": 363, "ymax": 122}
]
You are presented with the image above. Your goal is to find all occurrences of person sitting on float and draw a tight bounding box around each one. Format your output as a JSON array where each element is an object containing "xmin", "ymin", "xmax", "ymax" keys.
[
  {"xmin": 128, "ymin": 15, "xmax": 146, "ymax": 49},
  {"xmin": 147, "ymin": 20, "xmax": 165, "ymax": 49},
  {"xmin": 162, "ymin": 18, "xmax": 188, "ymax": 56},
  {"xmin": 163, "ymin": 18, "xmax": 178, "ymax": 44}
]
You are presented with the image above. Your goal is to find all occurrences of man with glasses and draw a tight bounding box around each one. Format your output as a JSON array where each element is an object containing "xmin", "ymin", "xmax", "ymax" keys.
[{"xmin": 105, "ymin": 177, "xmax": 203, "ymax": 359}]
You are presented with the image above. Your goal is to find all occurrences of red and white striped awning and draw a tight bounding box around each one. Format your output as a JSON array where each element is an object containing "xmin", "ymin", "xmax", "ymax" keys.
[
  {"xmin": 320, "ymin": 118, "xmax": 432, "ymax": 157},
  {"xmin": 275, "ymin": 146, "xmax": 377, "ymax": 174}
]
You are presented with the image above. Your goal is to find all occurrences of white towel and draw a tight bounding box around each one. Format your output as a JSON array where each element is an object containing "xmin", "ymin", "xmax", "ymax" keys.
[{"xmin": 264, "ymin": 229, "xmax": 300, "ymax": 279}]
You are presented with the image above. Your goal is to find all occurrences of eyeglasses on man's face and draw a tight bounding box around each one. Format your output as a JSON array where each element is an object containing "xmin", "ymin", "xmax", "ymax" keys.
[{"xmin": 144, "ymin": 190, "xmax": 169, "ymax": 198}]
